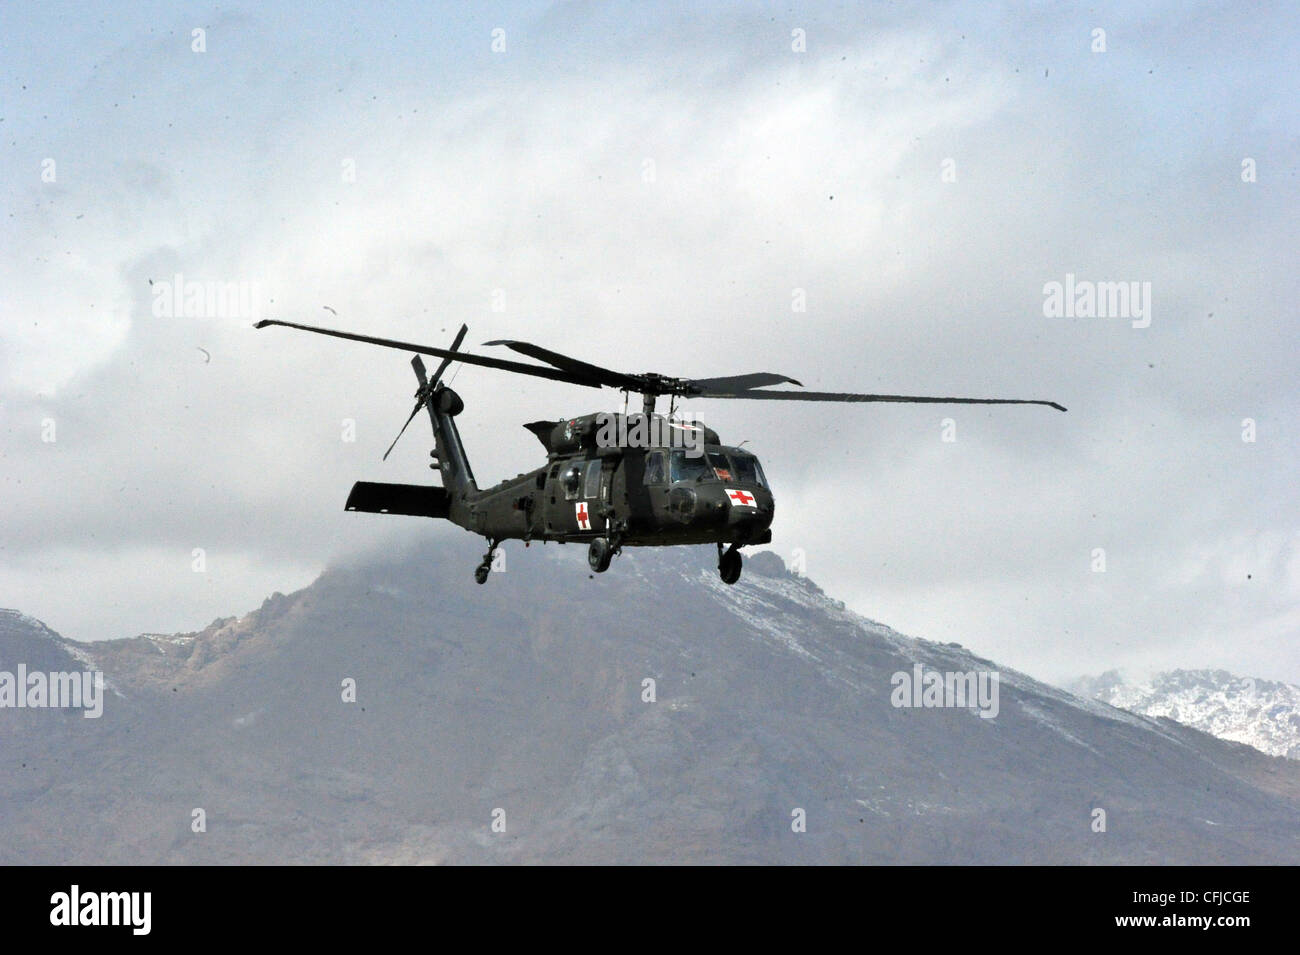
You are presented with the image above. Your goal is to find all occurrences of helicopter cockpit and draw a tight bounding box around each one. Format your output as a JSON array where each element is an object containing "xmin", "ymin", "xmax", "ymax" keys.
[{"xmin": 667, "ymin": 447, "xmax": 768, "ymax": 487}]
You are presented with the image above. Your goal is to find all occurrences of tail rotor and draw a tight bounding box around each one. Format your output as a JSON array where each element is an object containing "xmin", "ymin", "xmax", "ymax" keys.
[{"xmin": 381, "ymin": 324, "xmax": 468, "ymax": 461}]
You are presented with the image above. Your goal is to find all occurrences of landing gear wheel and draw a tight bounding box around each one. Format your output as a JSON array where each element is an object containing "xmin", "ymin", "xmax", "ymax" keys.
[
  {"xmin": 718, "ymin": 544, "xmax": 742, "ymax": 585},
  {"xmin": 588, "ymin": 537, "xmax": 613, "ymax": 573}
]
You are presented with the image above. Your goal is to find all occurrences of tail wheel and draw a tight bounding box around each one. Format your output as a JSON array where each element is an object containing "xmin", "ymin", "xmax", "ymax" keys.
[
  {"xmin": 474, "ymin": 565, "xmax": 490, "ymax": 585},
  {"xmin": 588, "ymin": 538, "xmax": 613, "ymax": 573},
  {"xmin": 719, "ymin": 547, "xmax": 742, "ymax": 585}
]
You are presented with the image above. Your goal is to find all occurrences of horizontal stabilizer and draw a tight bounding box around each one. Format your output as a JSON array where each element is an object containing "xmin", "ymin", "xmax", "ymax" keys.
[{"xmin": 345, "ymin": 482, "xmax": 450, "ymax": 518}]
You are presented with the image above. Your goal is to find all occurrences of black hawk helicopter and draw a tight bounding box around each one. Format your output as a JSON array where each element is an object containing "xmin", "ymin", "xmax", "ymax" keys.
[{"xmin": 255, "ymin": 319, "xmax": 1065, "ymax": 585}]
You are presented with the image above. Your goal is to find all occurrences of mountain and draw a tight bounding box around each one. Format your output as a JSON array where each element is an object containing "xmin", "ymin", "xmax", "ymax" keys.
[
  {"xmin": 1069, "ymin": 669, "xmax": 1300, "ymax": 761},
  {"xmin": 3, "ymin": 537, "xmax": 1299, "ymax": 864}
]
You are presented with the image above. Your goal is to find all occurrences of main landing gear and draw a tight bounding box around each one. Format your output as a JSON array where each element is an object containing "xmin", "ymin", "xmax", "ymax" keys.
[
  {"xmin": 588, "ymin": 536, "xmax": 618, "ymax": 574},
  {"xmin": 474, "ymin": 539, "xmax": 499, "ymax": 585},
  {"xmin": 717, "ymin": 542, "xmax": 742, "ymax": 585}
]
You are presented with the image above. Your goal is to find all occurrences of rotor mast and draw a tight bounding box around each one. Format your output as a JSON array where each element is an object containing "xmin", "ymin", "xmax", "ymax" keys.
[{"xmin": 638, "ymin": 373, "xmax": 678, "ymax": 416}]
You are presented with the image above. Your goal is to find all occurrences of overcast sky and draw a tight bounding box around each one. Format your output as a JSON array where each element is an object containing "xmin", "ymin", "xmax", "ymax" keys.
[{"xmin": 1, "ymin": 0, "xmax": 1296, "ymax": 686}]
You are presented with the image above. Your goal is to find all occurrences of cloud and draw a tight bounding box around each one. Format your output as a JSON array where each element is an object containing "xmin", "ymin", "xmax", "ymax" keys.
[{"xmin": 1, "ymin": 1, "xmax": 1296, "ymax": 685}]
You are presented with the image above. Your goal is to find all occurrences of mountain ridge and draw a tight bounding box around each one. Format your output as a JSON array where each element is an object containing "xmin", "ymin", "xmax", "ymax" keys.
[{"xmin": 2, "ymin": 538, "xmax": 1299, "ymax": 864}]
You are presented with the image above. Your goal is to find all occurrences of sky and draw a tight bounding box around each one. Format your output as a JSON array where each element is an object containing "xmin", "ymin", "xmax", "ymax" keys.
[{"xmin": 1, "ymin": 0, "xmax": 1297, "ymax": 686}]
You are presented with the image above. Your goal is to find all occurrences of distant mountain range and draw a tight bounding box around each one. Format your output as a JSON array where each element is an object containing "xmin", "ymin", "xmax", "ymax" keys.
[
  {"xmin": 3, "ymin": 538, "xmax": 1299, "ymax": 863},
  {"xmin": 1068, "ymin": 669, "xmax": 1300, "ymax": 761}
]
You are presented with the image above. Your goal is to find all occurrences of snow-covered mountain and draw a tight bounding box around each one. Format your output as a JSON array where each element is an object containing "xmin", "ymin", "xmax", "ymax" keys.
[
  {"xmin": 1069, "ymin": 669, "xmax": 1300, "ymax": 761},
  {"xmin": 3, "ymin": 538, "xmax": 1300, "ymax": 863}
]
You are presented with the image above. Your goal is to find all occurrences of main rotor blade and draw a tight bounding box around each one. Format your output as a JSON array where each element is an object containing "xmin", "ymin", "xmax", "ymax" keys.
[
  {"xmin": 482, "ymin": 339, "xmax": 643, "ymax": 391},
  {"xmin": 686, "ymin": 372, "xmax": 804, "ymax": 395},
  {"xmin": 254, "ymin": 320, "xmax": 604, "ymax": 389},
  {"xmin": 430, "ymin": 324, "xmax": 468, "ymax": 385},
  {"xmin": 703, "ymin": 390, "xmax": 1067, "ymax": 412}
]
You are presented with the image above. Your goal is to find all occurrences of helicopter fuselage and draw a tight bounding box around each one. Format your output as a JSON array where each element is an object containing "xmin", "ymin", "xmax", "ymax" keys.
[
  {"xmin": 347, "ymin": 401, "xmax": 773, "ymax": 552},
  {"xmin": 460, "ymin": 441, "xmax": 775, "ymax": 550}
]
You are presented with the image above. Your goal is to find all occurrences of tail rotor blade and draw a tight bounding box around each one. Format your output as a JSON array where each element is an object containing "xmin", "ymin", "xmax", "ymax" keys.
[
  {"xmin": 430, "ymin": 324, "xmax": 468, "ymax": 385},
  {"xmin": 383, "ymin": 400, "xmax": 426, "ymax": 461},
  {"xmin": 383, "ymin": 322, "xmax": 471, "ymax": 463},
  {"xmin": 384, "ymin": 354, "xmax": 440, "ymax": 461}
]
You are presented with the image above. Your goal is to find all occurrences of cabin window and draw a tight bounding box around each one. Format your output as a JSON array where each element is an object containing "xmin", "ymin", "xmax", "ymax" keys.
[
  {"xmin": 584, "ymin": 460, "xmax": 603, "ymax": 499},
  {"xmin": 562, "ymin": 464, "xmax": 583, "ymax": 500},
  {"xmin": 644, "ymin": 451, "xmax": 666, "ymax": 485},
  {"xmin": 669, "ymin": 450, "xmax": 711, "ymax": 484}
]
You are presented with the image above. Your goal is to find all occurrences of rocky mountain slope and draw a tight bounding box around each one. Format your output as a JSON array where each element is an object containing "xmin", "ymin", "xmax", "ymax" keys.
[
  {"xmin": 1069, "ymin": 669, "xmax": 1300, "ymax": 761},
  {"xmin": 3, "ymin": 537, "xmax": 1299, "ymax": 864}
]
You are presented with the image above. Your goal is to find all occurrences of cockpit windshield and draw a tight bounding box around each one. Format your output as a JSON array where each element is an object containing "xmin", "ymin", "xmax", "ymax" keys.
[
  {"xmin": 669, "ymin": 450, "xmax": 711, "ymax": 483},
  {"xmin": 669, "ymin": 448, "xmax": 768, "ymax": 487},
  {"xmin": 729, "ymin": 451, "xmax": 767, "ymax": 488}
]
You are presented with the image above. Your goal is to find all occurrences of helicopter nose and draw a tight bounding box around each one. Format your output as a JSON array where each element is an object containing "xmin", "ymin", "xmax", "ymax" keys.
[{"xmin": 724, "ymin": 490, "xmax": 773, "ymax": 538}]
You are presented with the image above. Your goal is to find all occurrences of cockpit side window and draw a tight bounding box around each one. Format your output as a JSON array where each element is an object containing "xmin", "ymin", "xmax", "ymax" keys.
[
  {"xmin": 669, "ymin": 450, "xmax": 711, "ymax": 483},
  {"xmin": 562, "ymin": 463, "xmax": 583, "ymax": 500},
  {"xmin": 583, "ymin": 460, "xmax": 603, "ymax": 498},
  {"xmin": 644, "ymin": 451, "xmax": 666, "ymax": 485}
]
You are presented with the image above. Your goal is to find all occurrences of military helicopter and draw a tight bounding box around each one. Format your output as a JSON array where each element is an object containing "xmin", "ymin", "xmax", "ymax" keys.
[{"xmin": 255, "ymin": 319, "xmax": 1065, "ymax": 585}]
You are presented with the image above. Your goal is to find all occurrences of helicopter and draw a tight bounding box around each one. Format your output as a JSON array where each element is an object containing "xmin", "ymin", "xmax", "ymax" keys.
[{"xmin": 255, "ymin": 319, "xmax": 1065, "ymax": 585}]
